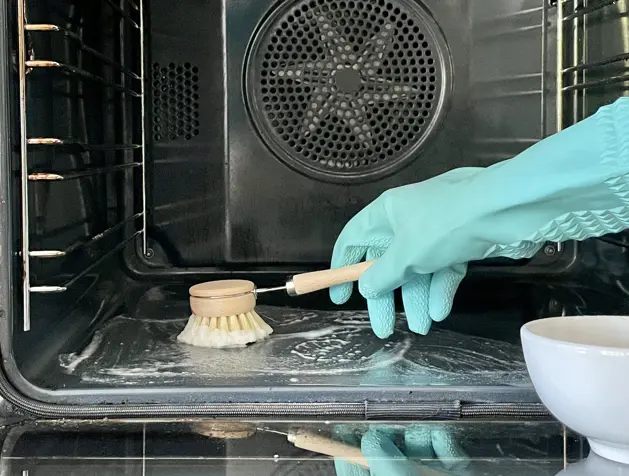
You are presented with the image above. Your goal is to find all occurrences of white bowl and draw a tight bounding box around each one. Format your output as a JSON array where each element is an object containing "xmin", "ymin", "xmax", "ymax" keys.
[
  {"xmin": 556, "ymin": 451, "xmax": 629, "ymax": 476},
  {"xmin": 521, "ymin": 315, "xmax": 629, "ymax": 464}
]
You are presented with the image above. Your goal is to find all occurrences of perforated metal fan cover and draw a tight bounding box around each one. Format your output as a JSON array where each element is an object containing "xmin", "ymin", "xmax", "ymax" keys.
[{"xmin": 245, "ymin": 0, "xmax": 451, "ymax": 182}]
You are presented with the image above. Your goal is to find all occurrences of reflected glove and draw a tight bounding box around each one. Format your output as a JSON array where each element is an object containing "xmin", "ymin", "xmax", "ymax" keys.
[
  {"xmin": 331, "ymin": 97, "xmax": 629, "ymax": 338},
  {"xmin": 334, "ymin": 426, "xmax": 468, "ymax": 476}
]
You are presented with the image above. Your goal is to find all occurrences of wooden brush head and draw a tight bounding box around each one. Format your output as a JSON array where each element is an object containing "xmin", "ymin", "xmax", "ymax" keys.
[{"xmin": 189, "ymin": 279, "xmax": 256, "ymax": 318}]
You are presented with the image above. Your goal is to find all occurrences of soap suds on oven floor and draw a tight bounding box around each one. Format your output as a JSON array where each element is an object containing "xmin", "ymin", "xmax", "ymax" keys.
[{"xmin": 58, "ymin": 305, "xmax": 530, "ymax": 388}]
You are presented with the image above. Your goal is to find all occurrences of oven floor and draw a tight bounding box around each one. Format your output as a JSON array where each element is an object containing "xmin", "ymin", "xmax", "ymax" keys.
[{"xmin": 44, "ymin": 286, "xmax": 531, "ymax": 389}]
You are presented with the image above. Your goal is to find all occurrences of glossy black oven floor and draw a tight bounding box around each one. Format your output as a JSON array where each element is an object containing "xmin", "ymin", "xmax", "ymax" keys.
[{"xmin": 35, "ymin": 285, "xmax": 530, "ymax": 392}]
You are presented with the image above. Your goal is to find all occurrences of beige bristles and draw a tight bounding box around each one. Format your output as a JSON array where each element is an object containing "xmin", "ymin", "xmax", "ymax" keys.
[{"xmin": 176, "ymin": 310, "xmax": 273, "ymax": 348}]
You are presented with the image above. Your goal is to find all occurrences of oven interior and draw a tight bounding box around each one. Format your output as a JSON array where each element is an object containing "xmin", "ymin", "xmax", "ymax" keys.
[{"xmin": 2, "ymin": 0, "xmax": 629, "ymax": 411}]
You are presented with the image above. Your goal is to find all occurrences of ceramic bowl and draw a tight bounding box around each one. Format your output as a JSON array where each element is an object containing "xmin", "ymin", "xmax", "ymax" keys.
[
  {"xmin": 521, "ymin": 315, "xmax": 629, "ymax": 464},
  {"xmin": 556, "ymin": 451, "xmax": 629, "ymax": 476}
]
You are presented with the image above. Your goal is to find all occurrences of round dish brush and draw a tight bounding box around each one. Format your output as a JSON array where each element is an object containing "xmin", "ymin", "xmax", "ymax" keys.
[{"xmin": 177, "ymin": 260, "xmax": 374, "ymax": 348}]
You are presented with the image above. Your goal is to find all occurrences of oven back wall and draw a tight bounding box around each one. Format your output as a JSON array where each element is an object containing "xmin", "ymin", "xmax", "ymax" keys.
[{"xmin": 149, "ymin": 0, "xmax": 548, "ymax": 267}]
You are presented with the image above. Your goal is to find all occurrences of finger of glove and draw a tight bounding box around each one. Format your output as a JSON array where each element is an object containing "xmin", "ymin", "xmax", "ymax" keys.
[
  {"xmin": 365, "ymin": 247, "xmax": 396, "ymax": 339},
  {"xmin": 330, "ymin": 245, "xmax": 368, "ymax": 305},
  {"xmin": 401, "ymin": 275, "xmax": 432, "ymax": 335},
  {"xmin": 358, "ymin": 238, "xmax": 407, "ymax": 299},
  {"xmin": 334, "ymin": 459, "xmax": 371, "ymax": 476},
  {"xmin": 431, "ymin": 429, "xmax": 469, "ymax": 471},
  {"xmin": 429, "ymin": 263, "xmax": 467, "ymax": 322},
  {"xmin": 333, "ymin": 425, "xmax": 362, "ymax": 446},
  {"xmin": 333, "ymin": 426, "xmax": 371, "ymax": 476},
  {"xmin": 361, "ymin": 429, "xmax": 420, "ymax": 476},
  {"xmin": 403, "ymin": 426, "xmax": 436, "ymax": 460}
]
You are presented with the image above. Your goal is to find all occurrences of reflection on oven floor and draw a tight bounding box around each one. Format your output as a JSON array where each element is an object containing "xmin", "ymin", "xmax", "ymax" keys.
[{"xmin": 1, "ymin": 421, "xmax": 581, "ymax": 476}]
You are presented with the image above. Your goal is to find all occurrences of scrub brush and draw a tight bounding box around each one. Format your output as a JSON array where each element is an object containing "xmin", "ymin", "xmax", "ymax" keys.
[{"xmin": 177, "ymin": 260, "xmax": 374, "ymax": 348}]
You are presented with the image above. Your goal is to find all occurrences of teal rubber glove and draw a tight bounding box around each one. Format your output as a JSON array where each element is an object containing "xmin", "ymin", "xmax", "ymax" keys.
[
  {"xmin": 334, "ymin": 426, "xmax": 468, "ymax": 476},
  {"xmin": 331, "ymin": 97, "xmax": 629, "ymax": 338}
]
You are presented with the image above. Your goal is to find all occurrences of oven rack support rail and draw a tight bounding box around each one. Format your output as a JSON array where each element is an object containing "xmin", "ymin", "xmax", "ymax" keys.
[
  {"xmin": 472, "ymin": 0, "xmax": 629, "ymax": 163},
  {"xmin": 556, "ymin": 0, "xmax": 629, "ymax": 129},
  {"xmin": 16, "ymin": 0, "xmax": 149, "ymax": 331}
]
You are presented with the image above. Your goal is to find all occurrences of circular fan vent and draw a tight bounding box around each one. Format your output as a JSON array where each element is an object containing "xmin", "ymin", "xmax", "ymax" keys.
[{"xmin": 245, "ymin": 0, "xmax": 452, "ymax": 182}]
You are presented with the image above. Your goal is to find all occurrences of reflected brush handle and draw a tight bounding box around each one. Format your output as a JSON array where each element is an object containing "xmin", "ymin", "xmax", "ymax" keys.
[
  {"xmin": 288, "ymin": 430, "xmax": 368, "ymax": 467},
  {"xmin": 287, "ymin": 430, "xmax": 451, "ymax": 476}
]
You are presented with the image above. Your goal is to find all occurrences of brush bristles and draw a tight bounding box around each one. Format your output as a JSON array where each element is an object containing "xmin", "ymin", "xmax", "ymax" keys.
[{"xmin": 177, "ymin": 311, "xmax": 273, "ymax": 348}]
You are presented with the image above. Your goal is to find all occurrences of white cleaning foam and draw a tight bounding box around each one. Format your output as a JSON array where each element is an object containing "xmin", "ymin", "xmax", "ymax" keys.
[{"xmin": 58, "ymin": 331, "xmax": 105, "ymax": 373}]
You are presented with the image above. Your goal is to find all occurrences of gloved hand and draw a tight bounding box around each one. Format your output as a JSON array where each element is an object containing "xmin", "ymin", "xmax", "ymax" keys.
[
  {"xmin": 331, "ymin": 97, "xmax": 629, "ymax": 338},
  {"xmin": 334, "ymin": 425, "xmax": 468, "ymax": 476}
]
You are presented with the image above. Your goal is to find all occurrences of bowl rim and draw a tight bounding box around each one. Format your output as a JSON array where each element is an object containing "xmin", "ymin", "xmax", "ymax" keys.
[{"xmin": 521, "ymin": 315, "xmax": 629, "ymax": 351}]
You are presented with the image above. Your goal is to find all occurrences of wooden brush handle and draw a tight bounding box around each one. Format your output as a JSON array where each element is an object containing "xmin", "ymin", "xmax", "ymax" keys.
[
  {"xmin": 288, "ymin": 430, "xmax": 368, "ymax": 467},
  {"xmin": 289, "ymin": 260, "xmax": 375, "ymax": 296}
]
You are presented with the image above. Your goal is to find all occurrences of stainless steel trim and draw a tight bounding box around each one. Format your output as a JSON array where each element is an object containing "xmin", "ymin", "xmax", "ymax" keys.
[
  {"xmin": 563, "ymin": 52, "xmax": 629, "ymax": 73},
  {"xmin": 572, "ymin": 0, "xmax": 580, "ymax": 126},
  {"xmin": 556, "ymin": 0, "xmax": 564, "ymax": 132},
  {"xmin": 25, "ymin": 60, "xmax": 141, "ymax": 96},
  {"xmin": 16, "ymin": 0, "xmax": 147, "ymax": 331},
  {"xmin": 540, "ymin": 0, "xmax": 548, "ymax": 137},
  {"xmin": 125, "ymin": 0, "xmax": 140, "ymax": 10},
  {"xmin": 256, "ymin": 285, "xmax": 289, "ymax": 296},
  {"xmin": 29, "ymin": 214, "xmax": 143, "ymax": 258},
  {"xmin": 27, "ymin": 138, "xmax": 141, "ymax": 150},
  {"xmin": 196, "ymin": 290, "xmax": 256, "ymax": 300},
  {"xmin": 29, "ymin": 286, "xmax": 67, "ymax": 293},
  {"xmin": 29, "ymin": 232, "xmax": 141, "ymax": 293},
  {"xmin": 140, "ymin": 0, "xmax": 148, "ymax": 257},
  {"xmin": 25, "ymin": 24, "xmax": 141, "ymax": 79},
  {"xmin": 193, "ymin": 284, "xmax": 288, "ymax": 300},
  {"xmin": 17, "ymin": 0, "xmax": 30, "ymax": 331},
  {"xmin": 28, "ymin": 162, "xmax": 141, "ymax": 181},
  {"xmin": 563, "ymin": 73, "xmax": 629, "ymax": 92},
  {"xmin": 104, "ymin": 0, "xmax": 140, "ymax": 28},
  {"xmin": 285, "ymin": 279, "xmax": 297, "ymax": 296},
  {"xmin": 563, "ymin": 0, "xmax": 616, "ymax": 20}
]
